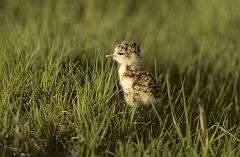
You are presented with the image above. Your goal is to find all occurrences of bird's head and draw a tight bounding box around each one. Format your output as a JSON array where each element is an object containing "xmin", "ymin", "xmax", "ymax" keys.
[{"xmin": 106, "ymin": 41, "xmax": 142, "ymax": 66}]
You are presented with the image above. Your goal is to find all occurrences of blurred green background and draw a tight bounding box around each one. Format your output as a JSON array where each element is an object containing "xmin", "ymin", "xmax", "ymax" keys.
[{"xmin": 1, "ymin": 0, "xmax": 240, "ymax": 70}]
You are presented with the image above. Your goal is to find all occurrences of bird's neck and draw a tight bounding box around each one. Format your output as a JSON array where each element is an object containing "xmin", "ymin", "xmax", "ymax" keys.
[
  {"xmin": 118, "ymin": 63, "xmax": 142, "ymax": 76},
  {"xmin": 127, "ymin": 64, "xmax": 142, "ymax": 71}
]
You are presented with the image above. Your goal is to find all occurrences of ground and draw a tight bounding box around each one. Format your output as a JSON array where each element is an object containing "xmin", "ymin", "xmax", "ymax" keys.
[{"xmin": 0, "ymin": 0, "xmax": 240, "ymax": 156}]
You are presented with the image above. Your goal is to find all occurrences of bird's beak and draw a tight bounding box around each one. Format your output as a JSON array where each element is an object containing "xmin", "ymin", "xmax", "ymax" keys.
[{"xmin": 106, "ymin": 54, "xmax": 114, "ymax": 58}]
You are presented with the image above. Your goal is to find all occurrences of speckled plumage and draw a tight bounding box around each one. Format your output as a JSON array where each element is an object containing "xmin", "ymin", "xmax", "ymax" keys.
[{"xmin": 106, "ymin": 41, "xmax": 161, "ymax": 107}]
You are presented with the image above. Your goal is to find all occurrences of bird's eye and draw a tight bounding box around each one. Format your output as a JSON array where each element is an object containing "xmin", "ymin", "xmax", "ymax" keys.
[{"xmin": 118, "ymin": 52, "xmax": 124, "ymax": 55}]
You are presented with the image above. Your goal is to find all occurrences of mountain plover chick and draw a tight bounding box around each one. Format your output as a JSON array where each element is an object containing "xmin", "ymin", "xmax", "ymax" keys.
[{"xmin": 106, "ymin": 41, "xmax": 161, "ymax": 107}]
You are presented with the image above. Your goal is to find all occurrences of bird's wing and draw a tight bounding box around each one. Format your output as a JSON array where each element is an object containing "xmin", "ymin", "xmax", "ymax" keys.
[{"xmin": 133, "ymin": 71, "xmax": 162, "ymax": 98}]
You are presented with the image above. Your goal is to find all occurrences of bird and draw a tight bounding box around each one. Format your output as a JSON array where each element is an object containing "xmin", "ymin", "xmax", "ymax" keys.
[{"xmin": 106, "ymin": 41, "xmax": 161, "ymax": 107}]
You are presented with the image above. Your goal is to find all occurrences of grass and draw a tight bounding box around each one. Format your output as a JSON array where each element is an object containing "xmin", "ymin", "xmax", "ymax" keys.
[{"xmin": 0, "ymin": 0, "xmax": 240, "ymax": 156}]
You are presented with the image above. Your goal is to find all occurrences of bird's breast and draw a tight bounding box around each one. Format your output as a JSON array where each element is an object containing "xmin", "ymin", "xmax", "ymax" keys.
[
  {"xmin": 118, "ymin": 65, "xmax": 138, "ymax": 91},
  {"xmin": 119, "ymin": 76, "xmax": 134, "ymax": 91}
]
